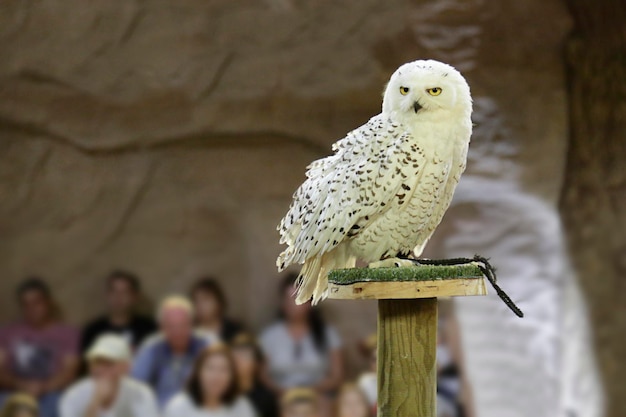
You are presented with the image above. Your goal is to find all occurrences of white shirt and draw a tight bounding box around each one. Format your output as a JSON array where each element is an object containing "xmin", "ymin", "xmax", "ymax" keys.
[
  {"xmin": 164, "ymin": 393, "xmax": 256, "ymax": 417},
  {"xmin": 357, "ymin": 372, "xmax": 377, "ymax": 406},
  {"xmin": 259, "ymin": 322, "xmax": 342, "ymax": 388},
  {"xmin": 60, "ymin": 377, "xmax": 160, "ymax": 417}
]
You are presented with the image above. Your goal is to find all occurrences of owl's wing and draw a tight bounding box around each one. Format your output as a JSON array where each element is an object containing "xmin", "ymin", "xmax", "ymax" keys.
[{"xmin": 278, "ymin": 115, "xmax": 426, "ymax": 268}]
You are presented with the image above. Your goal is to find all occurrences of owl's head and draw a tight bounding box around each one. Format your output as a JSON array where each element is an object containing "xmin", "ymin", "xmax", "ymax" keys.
[{"xmin": 382, "ymin": 60, "xmax": 471, "ymax": 120}]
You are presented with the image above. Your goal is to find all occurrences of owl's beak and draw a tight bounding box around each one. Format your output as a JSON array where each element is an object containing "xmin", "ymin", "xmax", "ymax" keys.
[{"xmin": 413, "ymin": 101, "xmax": 423, "ymax": 113}]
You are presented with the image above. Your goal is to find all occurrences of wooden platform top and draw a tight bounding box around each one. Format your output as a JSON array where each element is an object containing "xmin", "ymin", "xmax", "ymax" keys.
[{"xmin": 328, "ymin": 265, "xmax": 487, "ymax": 300}]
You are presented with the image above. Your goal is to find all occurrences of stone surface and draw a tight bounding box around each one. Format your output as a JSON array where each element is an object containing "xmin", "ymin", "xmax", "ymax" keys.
[
  {"xmin": 428, "ymin": 177, "xmax": 604, "ymax": 417},
  {"xmin": 0, "ymin": 0, "xmax": 611, "ymax": 416},
  {"xmin": 560, "ymin": 2, "xmax": 626, "ymax": 416}
]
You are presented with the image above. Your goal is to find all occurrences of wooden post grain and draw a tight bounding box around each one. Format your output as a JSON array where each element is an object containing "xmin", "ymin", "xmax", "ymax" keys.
[{"xmin": 378, "ymin": 298, "xmax": 438, "ymax": 417}]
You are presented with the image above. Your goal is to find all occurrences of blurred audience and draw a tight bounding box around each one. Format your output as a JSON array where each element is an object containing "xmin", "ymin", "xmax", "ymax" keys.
[
  {"xmin": 60, "ymin": 334, "xmax": 158, "ymax": 417},
  {"xmin": 190, "ymin": 278, "xmax": 243, "ymax": 343},
  {"xmin": 80, "ymin": 271, "xmax": 156, "ymax": 354},
  {"xmin": 164, "ymin": 344, "xmax": 256, "ymax": 417},
  {"xmin": 259, "ymin": 274, "xmax": 343, "ymax": 397},
  {"xmin": 335, "ymin": 384, "xmax": 372, "ymax": 417},
  {"xmin": 231, "ymin": 333, "xmax": 278, "ymax": 417},
  {"xmin": 0, "ymin": 393, "xmax": 38, "ymax": 417},
  {"xmin": 280, "ymin": 388, "xmax": 320, "ymax": 417},
  {"xmin": 131, "ymin": 295, "xmax": 209, "ymax": 408},
  {"xmin": 356, "ymin": 334, "xmax": 377, "ymax": 410},
  {"xmin": 0, "ymin": 279, "xmax": 79, "ymax": 417},
  {"xmin": 0, "ymin": 271, "xmax": 470, "ymax": 417}
]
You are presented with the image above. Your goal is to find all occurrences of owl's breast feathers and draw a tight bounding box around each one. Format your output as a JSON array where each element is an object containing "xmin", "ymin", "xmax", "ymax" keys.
[{"xmin": 277, "ymin": 114, "xmax": 468, "ymax": 271}]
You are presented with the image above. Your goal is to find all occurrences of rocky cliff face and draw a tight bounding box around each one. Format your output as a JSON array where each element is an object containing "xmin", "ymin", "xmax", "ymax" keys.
[{"xmin": 0, "ymin": 1, "xmax": 611, "ymax": 416}]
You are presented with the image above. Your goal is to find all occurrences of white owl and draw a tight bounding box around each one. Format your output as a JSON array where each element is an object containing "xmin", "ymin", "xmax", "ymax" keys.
[{"xmin": 277, "ymin": 59, "xmax": 473, "ymax": 304}]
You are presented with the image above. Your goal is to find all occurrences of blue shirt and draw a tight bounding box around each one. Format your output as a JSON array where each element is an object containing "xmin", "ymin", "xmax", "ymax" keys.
[{"xmin": 131, "ymin": 334, "xmax": 208, "ymax": 407}]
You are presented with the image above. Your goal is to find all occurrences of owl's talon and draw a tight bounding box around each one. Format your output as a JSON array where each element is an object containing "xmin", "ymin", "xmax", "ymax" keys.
[{"xmin": 368, "ymin": 258, "xmax": 416, "ymax": 268}]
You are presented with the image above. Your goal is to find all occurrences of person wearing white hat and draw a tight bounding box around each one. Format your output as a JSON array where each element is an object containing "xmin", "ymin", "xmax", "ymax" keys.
[{"xmin": 59, "ymin": 334, "xmax": 159, "ymax": 417}]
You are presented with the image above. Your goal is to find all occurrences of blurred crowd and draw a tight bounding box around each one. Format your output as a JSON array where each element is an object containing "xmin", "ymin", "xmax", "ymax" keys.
[{"xmin": 0, "ymin": 271, "xmax": 466, "ymax": 417}]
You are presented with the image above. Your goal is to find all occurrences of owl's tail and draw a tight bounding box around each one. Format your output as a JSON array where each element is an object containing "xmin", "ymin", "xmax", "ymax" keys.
[{"xmin": 296, "ymin": 245, "xmax": 355, "ymax": 305}]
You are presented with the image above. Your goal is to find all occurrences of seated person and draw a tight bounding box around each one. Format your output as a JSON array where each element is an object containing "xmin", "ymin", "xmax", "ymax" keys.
[
  {"xmin": 131, "ymin": 296, "xmax": 208, "ymax": 408},
  {"xmin": 436, "ymin": 311, "xmax": 463, "ymax": 417},
  {"xmin": 164, "ymin": 344, "xmax": 256, "ymax": 417},
  {"xmin": 280, "ymin": 388, "xmax": 320, "ymax": 417},
  {"xmin": 259, "ymin": 275, "xmax": 344, "ymax": 394},
  {"xmin": 0, "ymin": 393, "xmax": 38, "ymax": 417},
  {"xmin": 335, "ymin": 384, "xmax": 372, "ymax": 417},
  {"xmin": 0, "ymin": 278, "xmax": 79, "ymax": 417},
  {"xmin": 356, "ymin": 334, "xmax": 377, "ymax": 409},
  {"xmin": 60, "ymin": 334, "xmax": 159, "ymax": 417},
  {"xmin": 190, "ymin": 278, "xmax": 243, "ymax": 343},
  {"xmin": 231, "ymin": 333, "xmax": 278, "ymax": 417},
  {"xmin": 81, "ymin": 271, "xmax": 156, "ymax": 354}
]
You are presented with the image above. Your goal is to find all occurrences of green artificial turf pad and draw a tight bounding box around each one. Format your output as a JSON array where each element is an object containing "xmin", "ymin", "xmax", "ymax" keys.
[{"xmin": 328, "ymin": 264, "xmax": 483, "ymax": 285}]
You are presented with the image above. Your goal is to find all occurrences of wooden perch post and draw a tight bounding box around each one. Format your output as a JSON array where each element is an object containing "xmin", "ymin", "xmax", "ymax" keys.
[{"xmin": 328, "ymin": 265, "xmax": 487, "ymax": 417}]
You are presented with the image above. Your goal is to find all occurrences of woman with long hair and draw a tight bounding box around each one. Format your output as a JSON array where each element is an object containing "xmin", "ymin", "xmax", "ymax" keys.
[
  {"xmin": 164, "ymin": 344, "xmax": 256, "ymax": 417},
  {"xmin": 190, "ymin": 278, "xmax": 243, "ymax": 343},
  {"xmin": 230, "ymin": 333, "xmax": 278, "ymax": 417},
  {"xmin": 259, "ymin": 273, "xmax": 344, "ymax": 411}
]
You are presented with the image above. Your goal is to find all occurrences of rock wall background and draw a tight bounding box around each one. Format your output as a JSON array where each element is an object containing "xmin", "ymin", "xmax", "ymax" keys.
[
  {"xmin": 560, "ymin": 1, "xmax": 626, "ymax": 415},
  {"xmin": 0, "ymin": 0, "xmax": 618, "ymax": 416}
]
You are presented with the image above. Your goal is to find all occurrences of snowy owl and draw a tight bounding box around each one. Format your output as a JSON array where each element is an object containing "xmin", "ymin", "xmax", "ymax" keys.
[{"xmin": 277, "ymin": 59, "xmax": 472, "ymax": 304}]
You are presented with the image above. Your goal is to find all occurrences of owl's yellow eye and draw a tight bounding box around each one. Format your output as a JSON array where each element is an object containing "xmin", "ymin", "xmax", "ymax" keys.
[
  {"xmin": 427, "ymin": 87, "xmax": 442, "ymax": 96},
  {"xmin": 399, "ymin": 86, "xmax": 410, "ymax": 95}
]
